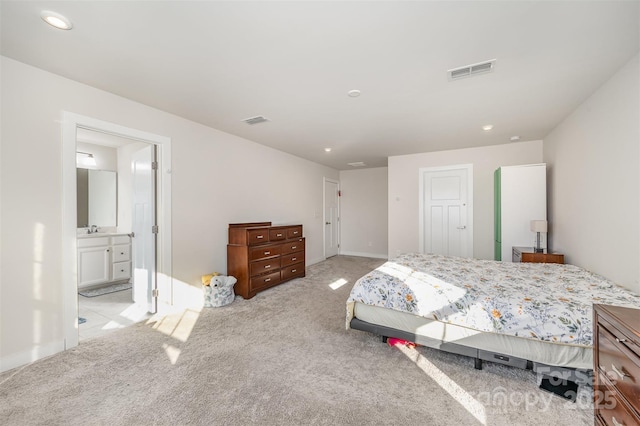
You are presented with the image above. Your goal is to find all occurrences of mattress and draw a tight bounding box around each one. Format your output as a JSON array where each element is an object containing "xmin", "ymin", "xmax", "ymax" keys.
[
  {"xmin": 347, "ymin": 253, "xmax": 640, "ymax": 370},
  {"xmin": 354, "ymin": 302, "xmax": 592, "ymax": 369}
]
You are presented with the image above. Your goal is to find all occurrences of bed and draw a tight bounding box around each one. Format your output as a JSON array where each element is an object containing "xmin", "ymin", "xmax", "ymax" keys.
[{"xmin": 347, "ymin": 253, "xmax": 640, "ymax": 385}]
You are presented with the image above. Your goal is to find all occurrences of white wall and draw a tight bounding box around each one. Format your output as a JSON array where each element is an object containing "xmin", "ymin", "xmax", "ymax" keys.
[
  {"xmin": 0, "ymin": 56, "xmax": 339, "ymax": 372},
  {"xmin": 76, "ymin": 142, "xmax": 117, "ymax": 172},
  {"xmin": 339, "ymin": 167, "xmax": 388, "ymax": 258},
  {"xmin": 388, "ymin": 141, "xmax": 543, "ymax": 260},
  {"xmin": 544, "ymin": 53, "xmax": 639, "ymax": 294}
]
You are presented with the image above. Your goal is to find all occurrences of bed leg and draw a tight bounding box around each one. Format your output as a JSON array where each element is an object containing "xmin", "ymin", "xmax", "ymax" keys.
[{"xmin": 474, "ymin": 358, "xmax": 483, "ymax": 370}]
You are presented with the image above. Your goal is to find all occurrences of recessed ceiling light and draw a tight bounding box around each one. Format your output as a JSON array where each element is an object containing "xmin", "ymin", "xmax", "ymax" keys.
[
  {"xmin": 510, "ymin": 136, "xmax": 521, "ymax": 142},
  {"xmin": 41, "ymin": 10, "xmax": 73, "ymax": 30},
  {"xmin": 482, "ymin": 124, "xmax": 494, "ymax": 131},
  {"xmin": 347, "ymin": 90, "xmax": 361, "ymax": 98},
  {"xmin": 347, "ymin": 161, "xmax": 366, "ymax": 167},
  {"xmin": 324, "ymin": 148, "xmax": 332, "ymax": 152}
]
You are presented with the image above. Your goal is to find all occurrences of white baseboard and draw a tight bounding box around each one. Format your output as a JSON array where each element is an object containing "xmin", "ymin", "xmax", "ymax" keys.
[
  {"xmin": 306, "ymin": 257, "xmax": 326, "ymax": 266},
  {"xmin": 337, "ymin": 251, "xmax": 388, "ymax": 260},
  {"xmin": 0, "ymin": 340, "xmax": 65, "ymax": 374}
]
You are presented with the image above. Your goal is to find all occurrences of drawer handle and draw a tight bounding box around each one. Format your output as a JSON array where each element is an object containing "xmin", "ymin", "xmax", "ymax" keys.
[
  {"xmin": 256, "ymin": 235, "xmax": 264, "ymax": 239},
  {"xmin": 264, "ymin": 278, "xmax": 271, "ymax": 282},
  {"xmin": 611, "ymin": 417, "xmax": 624, "ymax": 426},
  {"xmin": 291, "ymin": 246, "xmax": 297, "ymax": 250},
  {"xmin": 615, "ymin": 337, "xmax": 628, "ymax": 343},
  {"xmin": 120, "ymin": 252, "xmax": 124, "ymax": 255},
  {"xmin": 264, "ymin": 265, "xmax": 271, "ymax": 269},
  {"xmin": 277, "ymin": 233, "xmax": 283, "ymax": 237},
  {"xmin": 264, "ymin": 251, "xmax": 270, "ymax": 255},
  {"xmin": 293, "ymin": 231, "xmax": 299, "ymax": 234},
  {"xmin": 292, "ymin": 257, "xmax": 296, "ymax": 261},
  {"xmin": 611, "ymin": 364, "xmax": 630, "ymax": 381},
  {"xmin": 291, "ymin": 269, "xmax": 296, "ymax": 273}
]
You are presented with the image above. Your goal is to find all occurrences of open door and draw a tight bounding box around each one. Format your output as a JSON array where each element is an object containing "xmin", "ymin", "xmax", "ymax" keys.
[
  {"xmin": 132, "ymin": 144, "xmax": 157, "ymax": 313},
  {"xmin": 324, "ymin": 178, "xmax": 340, "ymax": 258}
]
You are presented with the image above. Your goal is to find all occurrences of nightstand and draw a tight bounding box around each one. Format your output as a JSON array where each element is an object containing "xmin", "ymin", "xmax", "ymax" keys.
[{"xmin": 512, "ymin": 246, "xmax": 564, "ymax": 264}]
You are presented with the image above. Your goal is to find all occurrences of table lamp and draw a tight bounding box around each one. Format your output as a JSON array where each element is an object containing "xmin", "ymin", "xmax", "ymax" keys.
[{"xmin": 530, "ymin": 220, "xmax": 547, "ymax": 253}]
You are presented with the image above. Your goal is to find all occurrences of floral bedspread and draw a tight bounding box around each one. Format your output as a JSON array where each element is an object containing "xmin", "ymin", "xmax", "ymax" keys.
[{"xmin": 347, "ymin": 253, "xmax": 640, "ymax": 347}]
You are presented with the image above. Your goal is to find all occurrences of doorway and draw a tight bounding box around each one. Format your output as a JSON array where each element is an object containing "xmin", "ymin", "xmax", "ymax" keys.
[
  {"xmin": 62, "ymin": 112, "xmax": 172, "ymax": 349},
  {"xmin": 75, "ymin": 130, "xmax": 156, "ymax": 340},
  {"xmin": 419, "ymin": 165, "xmax": 473, "ymax": 258},
  {"xmin": 324, "ymin": 178, "xmax": 340, "ymax": 258}
]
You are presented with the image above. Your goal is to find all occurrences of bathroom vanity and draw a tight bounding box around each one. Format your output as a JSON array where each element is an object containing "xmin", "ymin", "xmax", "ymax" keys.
[{"xmin": 77, "ymin": 233, "xmax": 131, "ymax": 289}]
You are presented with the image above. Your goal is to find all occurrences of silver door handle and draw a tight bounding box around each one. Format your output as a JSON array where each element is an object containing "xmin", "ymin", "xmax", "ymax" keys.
[{"xmin": 457, "ymin": 226, "xmax": 466, "ymax": 229}]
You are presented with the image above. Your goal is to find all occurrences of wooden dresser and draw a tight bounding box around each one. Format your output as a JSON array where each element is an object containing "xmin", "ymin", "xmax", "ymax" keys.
[
  {"xmin": 512, "ymin": 246, "xmax": 564, "ymax": 264},
  {"xmin": 227, "ymin": 222, "xmax": 305, "ymax": 299},
  {"xmin": 593, "ymin": 304, "xmax": 640, "ymax": 426}
]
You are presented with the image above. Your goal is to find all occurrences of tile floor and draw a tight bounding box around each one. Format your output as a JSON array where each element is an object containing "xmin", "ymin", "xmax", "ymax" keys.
[{"xmin": 78, "ymin": 287, "xmax": 152, "ymax": 341}]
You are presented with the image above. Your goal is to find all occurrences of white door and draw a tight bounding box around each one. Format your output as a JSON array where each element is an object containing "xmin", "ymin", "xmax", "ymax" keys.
[
  {"xmin": 420, "ymin": 165, "xmax": 473, "ymax": 258},
  {"xmin": 324, "ymin": 179, "xmax": 340, "ymax": 258},
  {"xmin": 132, "ymin": 144, "xmax": 157, "ymax": 313}
]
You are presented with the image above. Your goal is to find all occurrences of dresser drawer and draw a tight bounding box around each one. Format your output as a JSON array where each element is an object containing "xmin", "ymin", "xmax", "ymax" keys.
[
  {"xmin": 247, "ymin": 228, "xmax": 270, "ymax": 245},
  {"xmin": 77, "ymin": 236, "xmax": 109, "ymax": 248},
  {"xmin": 112, "ymin": 244, "xmax": 131, "ymax": 262},
  {"xmin": 521, "ymin": 252, "xmax": 564, "ymax": 264},
  {"xmin": 281, "ymin": 238, "xmax": 304, "ymax": 254},
  {"xmin": 595, "ymin": 374, "xmax": 640, "ymax": 426},
  {"xmin": 269, "ymin": 228, "xmax": 287, "ymax": 241},
  {"xmin": 281, "ymin": 262, "xmax": 305, "ymax": 281},
  {"xmin": 250, "ymin": 271, "xmax": 281, "ymax": 291},
  {"xmin": 598, "ymin": 326, "xmax": 640, "ymax": 414},
  {"xmin": 286, "ymin": 226, "xmax": 303, "ymax": 239},
  {"xmin": 250, "ymin": 258, "xmax": 281, "ymax": 277},
  {"xmin": 281, "ymin": 252, "xmax": 303, "ymax": 267},
  {"xmin": 111, "ymin": 235, "xmax": 130, "ymax": 245},
  {"xmin": 250, "ymin": 245, "xmax": 281, "ymax": 261},
  {"xmin": 112, "ymin": 261, "xmax": 131, "ymax": 280}
]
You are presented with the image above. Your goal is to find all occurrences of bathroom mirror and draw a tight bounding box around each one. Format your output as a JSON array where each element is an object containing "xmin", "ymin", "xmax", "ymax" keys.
[{"xmin": 77, "ymin": 169, "xmax": 117, "ymax": 228}]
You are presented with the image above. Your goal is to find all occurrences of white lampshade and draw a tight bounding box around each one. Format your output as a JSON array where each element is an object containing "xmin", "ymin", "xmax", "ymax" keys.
[{"xmin": 530, "ymin": 220, "xmax": 548, "ymax": 233}]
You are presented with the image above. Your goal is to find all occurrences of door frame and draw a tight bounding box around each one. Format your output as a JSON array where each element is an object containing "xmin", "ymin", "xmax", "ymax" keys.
[
  {"xmin": 418, "ymin": 164, "xmax": 473, "ymax": 257},
  {"xmin": 323, "ymin": 177, "xmax": 340, "ymax": 259},
  {"xmin": 61, "ymin": 112, "xmax": 172, "ymax": 350}
]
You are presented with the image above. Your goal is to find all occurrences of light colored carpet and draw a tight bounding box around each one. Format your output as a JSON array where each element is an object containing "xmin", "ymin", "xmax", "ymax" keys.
[{"xmin": 0, "ymin": 255, "xmax": 592, "ymax": 425}]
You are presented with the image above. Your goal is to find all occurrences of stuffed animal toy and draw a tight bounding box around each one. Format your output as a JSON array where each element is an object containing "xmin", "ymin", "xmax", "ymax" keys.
[{"xmin": 201, "ymin": 272, "xmax": 237, "ymax": 307}]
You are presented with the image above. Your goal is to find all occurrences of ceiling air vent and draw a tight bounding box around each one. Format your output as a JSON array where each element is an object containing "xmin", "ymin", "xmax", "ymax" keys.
[
  {"xmin": 242, "ymin": 115, "xmax": 269, "ymax": 125},
  {"xmin": 448, "ymin": 59, "xmax": 496, "ymax": 81},
  {"xmin": 347, "ymin": 162, "xmax": 366, "ymax": 167}
]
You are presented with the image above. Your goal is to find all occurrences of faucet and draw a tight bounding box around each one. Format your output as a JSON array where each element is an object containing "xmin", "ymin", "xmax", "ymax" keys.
[{"xmin": 90, "ymin": 225, "xmax": 98, "ymax": 234}]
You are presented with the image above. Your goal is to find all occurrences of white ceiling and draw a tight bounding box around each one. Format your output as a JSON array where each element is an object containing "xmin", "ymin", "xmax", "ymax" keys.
[{"xmin": 2, "ymin": 1, "xmax": 638, "ymax": 170}]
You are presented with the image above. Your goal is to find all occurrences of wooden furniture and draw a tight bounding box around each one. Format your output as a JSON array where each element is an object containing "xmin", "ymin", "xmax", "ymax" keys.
[
  {"xmin": 227, "ymin": 222, "xmax": 305, "ymax": 299},
  {"xmin": 512, "ymin": 246, "xmax": 564, "ymax": 264},
  {"xmin": 594, "ymin": 304, "xmax": 640, "ymax": 426}
]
